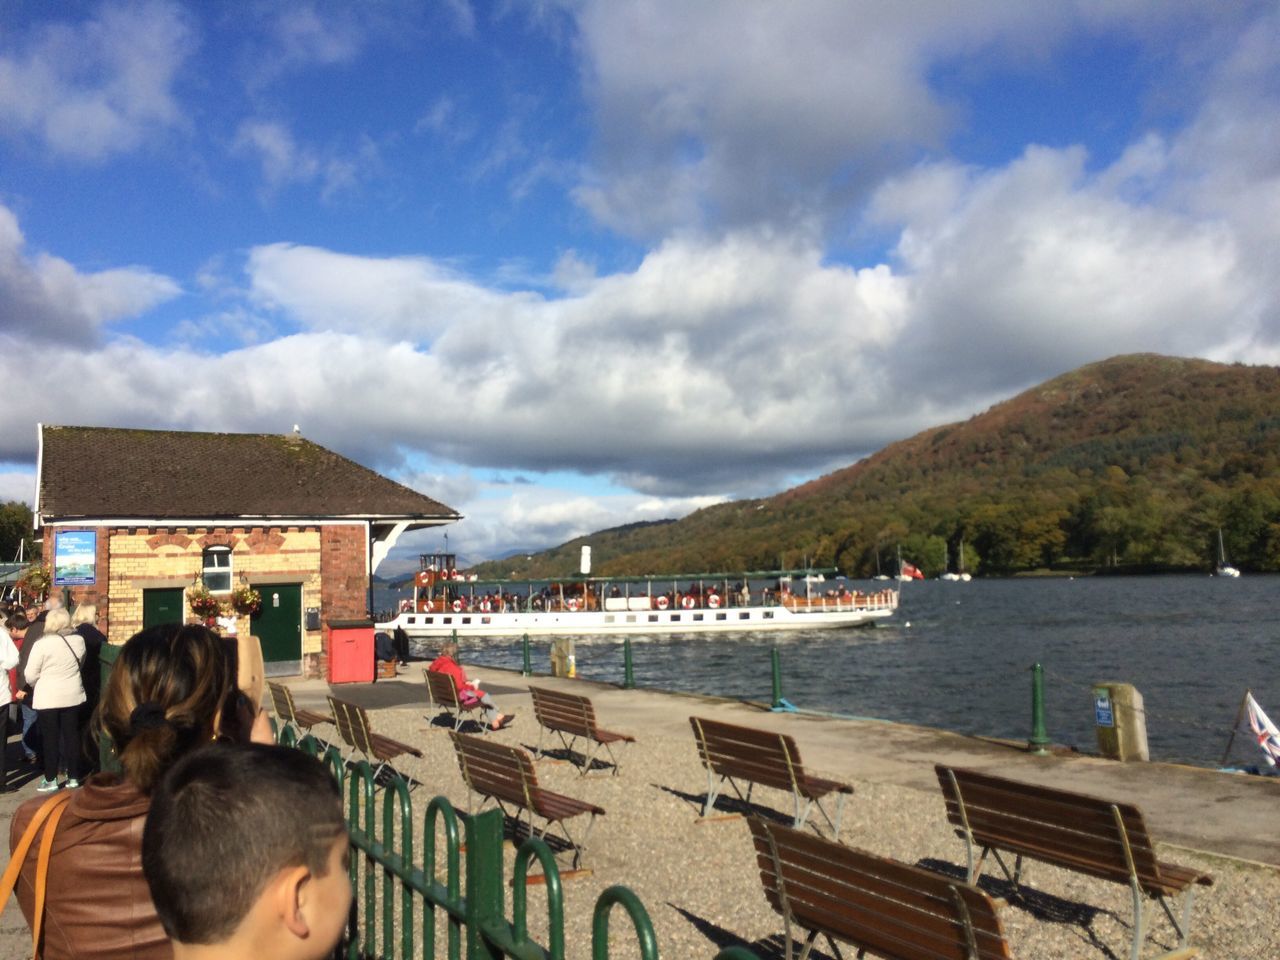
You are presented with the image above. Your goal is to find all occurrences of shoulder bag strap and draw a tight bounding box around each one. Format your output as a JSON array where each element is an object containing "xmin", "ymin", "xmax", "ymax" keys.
[
  {"xmin": 0, "ymin": 791, "xmax": 74, "ymax": 928},
  {"xmin": 58, "ymin": 634, "xmax": 83, "ymax": 671},
  {"xmin": 32, "ymin": 793, "xmax": 74, "ymax": 959}
]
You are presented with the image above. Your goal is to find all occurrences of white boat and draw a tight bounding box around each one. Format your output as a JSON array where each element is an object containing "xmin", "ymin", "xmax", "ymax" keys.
[
  {"xmin": 939, "ymin": 543, "xmax": 960, "ymax": 581},
  {"xmin": 376, "ymin": 552, "xmax": 899, "ymax": 639},
  {"xmin": 1216, "ymin": 528, "xmax": 1241, "ymax": 578}
]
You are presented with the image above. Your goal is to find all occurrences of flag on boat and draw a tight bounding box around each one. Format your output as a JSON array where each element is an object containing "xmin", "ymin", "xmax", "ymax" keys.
[
  {"xmin": 1245, "ymin": 693, "xmax": 1280, "ymax": 766},
  {"xmin": 901, "ymin": 561, "xmax": 924, "ymax": 580}
]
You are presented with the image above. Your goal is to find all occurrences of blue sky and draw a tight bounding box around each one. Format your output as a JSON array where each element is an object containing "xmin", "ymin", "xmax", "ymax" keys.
[{"xmin": 2, "ymin": 1, "xmax": 1277, "ymax": 571}]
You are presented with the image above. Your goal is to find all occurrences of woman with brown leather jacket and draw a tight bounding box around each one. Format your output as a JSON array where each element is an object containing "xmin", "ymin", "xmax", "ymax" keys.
[{"xmin": 8, "ymin": 623, "xmax": 270, "ymax": 959}]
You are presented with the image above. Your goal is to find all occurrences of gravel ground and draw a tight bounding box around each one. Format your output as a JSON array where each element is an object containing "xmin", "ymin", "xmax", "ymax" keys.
[
  {"xmin": 343, "ymin": 703, "xmax": 1280, "ymax": 960},
  {"xmin": 2, "ymin": 691, "xmax": 1275, "ymax": 960}
]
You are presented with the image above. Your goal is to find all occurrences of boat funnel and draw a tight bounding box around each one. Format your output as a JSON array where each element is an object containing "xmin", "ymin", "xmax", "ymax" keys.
[{"xmin": 580, "ymin": 545, "xmax": 592, "ymax": 575}]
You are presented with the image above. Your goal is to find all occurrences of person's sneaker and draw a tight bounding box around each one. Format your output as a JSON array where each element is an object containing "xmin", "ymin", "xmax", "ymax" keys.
[
  {"xmin": 36, "ymin": 778, "xmax": 60, "ymax": 793},
  {"xmin": 64, "ymin": 779, "xmax": 81, "ymax": 789}
]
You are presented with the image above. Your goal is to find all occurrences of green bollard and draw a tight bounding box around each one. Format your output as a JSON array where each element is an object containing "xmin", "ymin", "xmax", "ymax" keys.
[
  {"xmin": 770, "ymin": 647, "xmax": 796, "ymax": 712},
  {"xmin": 1028, "ymin": 662, "xmax": 1051, "ymax": 756},
  {"xmin": 623, "ymin": 637, "xmax": 635, "ymax": 689},
  {"xmin": 521, "ymin": 633, "xmax": 532, "ymax": 676}
]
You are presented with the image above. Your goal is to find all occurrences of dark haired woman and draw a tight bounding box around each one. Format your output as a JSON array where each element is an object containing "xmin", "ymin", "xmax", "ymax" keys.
[{"xmin": 8, "ymin": 623, "xmax": 268, "ymax": 959}]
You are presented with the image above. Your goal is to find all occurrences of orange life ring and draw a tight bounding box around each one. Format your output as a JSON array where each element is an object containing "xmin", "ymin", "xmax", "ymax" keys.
[
  {"xmin": 681, "ymin": 596, "xmax": 695, "ymax": 609},
  {"xmin": 708, "ymin": 594, "xmax": 721, "ymax": 608},
  {"xmin": 451, "ymin": 599, "xmax": 463, "ymax": 612},
  {"xmin": 417, "ymin": 599, "xmax": 431, "ymax": 612},
  {"xmin": 656, "ymin": 596, "xmax": 669, "ymax": 610},
  {"xmin": 567, "ymin": 598, "xmax": 580, "ymax": 611}
]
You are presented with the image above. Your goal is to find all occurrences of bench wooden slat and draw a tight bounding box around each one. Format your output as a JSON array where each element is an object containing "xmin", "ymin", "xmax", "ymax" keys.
[
  {"xmin": 936, "ymin": 764, "xmax": 1211, "ymax": 960},
  {"xmin": 690, "ymin": 716, "xmax": 853, "ymax": 836},
  {"xmin": 327, "ymin": 695, "xmax": 422, "ymax": 784},
  {"xmin": 749, "ymin": 817, "xmax": 1013, "ymax": 960},
  {"xmin": 449, "ymin": 730, "xmax": 604, "ymax": 868},
  {"xmin": 529, "ymin": 686, "xmax": 635, "ymax": 775},
  {"xmin": 268, "ymin": 681, "xmax": 333, "ymax": 732}
]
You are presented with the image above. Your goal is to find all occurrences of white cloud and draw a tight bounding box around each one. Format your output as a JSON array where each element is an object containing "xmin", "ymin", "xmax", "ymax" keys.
[
  {"xmin": 567, "ymin": 0, "xmax": 1248, "ymax": 239},
  {"xmin": 0, "ymin": 203, "xmax": 182, "ymax": 342},
  {"xmin": 0, "ymin": 471, "xmax": 36, "ymax": 506},
  {"xmin": 0, "ymin": 1, "xmax": 192, "ymax": 161},
  {"xmin": 232, "ymin": 120, "xmax": 379, "ymax": 199},
  {"xmin": 869, "ymin": 145, "xmax": 1257, "ymax": 396}
]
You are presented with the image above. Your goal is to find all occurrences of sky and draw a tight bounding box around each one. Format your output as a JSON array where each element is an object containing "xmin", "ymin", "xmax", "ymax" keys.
[{"xmin": 1, "ymin": 1, "xmax": 1278, "ymax": 573}]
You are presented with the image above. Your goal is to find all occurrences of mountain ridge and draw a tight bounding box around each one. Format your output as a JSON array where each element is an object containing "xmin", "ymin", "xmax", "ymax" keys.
[{"xmin": 473, "ymin": 354, "xmax": 1280, "ymax": 578}]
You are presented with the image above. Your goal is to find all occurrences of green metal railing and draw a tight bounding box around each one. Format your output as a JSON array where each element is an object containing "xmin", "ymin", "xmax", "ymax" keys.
[{"xmin": 278, "ymin": 726, "xmax": 760, "ymax": 960}]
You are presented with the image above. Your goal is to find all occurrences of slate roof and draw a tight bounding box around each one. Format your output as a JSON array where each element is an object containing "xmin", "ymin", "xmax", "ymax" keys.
[{"xmin": 38, "ymin": 425, "xmax": 460, "ymax": 523}]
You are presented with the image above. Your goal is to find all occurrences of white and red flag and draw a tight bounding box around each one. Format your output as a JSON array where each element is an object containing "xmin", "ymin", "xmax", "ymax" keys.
[
  {"xmin": 1245, "ymin": 693, "xmax": 1280, "ymax": 766},
  {"xmin": 901, "ymin": 561, "xmax": 924, "ymax": 580}
]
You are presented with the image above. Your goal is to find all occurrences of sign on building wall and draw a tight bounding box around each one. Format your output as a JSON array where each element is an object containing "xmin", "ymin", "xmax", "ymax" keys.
[{"xmin": 54, "ymin": 530, "xmax": 97, "ymax": 586}]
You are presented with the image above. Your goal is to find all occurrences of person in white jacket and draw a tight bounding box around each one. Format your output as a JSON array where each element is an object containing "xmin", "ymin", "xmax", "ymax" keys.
[
  {"xmin": 0, "ymin": 617, "xmax": 19, "ymax": 792},
  {"xmin": 23, "ymin": 608, "xmax": 86, "ymax": 792}
]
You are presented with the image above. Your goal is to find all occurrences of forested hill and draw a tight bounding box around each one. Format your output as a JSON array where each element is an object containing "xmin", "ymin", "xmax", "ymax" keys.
[{"xmin": 473, "ymin": 354, "xmax": 1280, "ymax": 579}]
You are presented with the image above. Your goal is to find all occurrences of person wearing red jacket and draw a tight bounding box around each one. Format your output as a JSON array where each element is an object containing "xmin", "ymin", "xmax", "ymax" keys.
[{"xmin": 426, "ymin": 641, "xmax": 512, "ymax": 730}]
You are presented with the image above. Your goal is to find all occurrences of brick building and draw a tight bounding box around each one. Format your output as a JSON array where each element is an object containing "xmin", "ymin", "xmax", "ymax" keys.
[{"xmin": 34, "ymin": 424, "xmax": 459, "ymax": 677}]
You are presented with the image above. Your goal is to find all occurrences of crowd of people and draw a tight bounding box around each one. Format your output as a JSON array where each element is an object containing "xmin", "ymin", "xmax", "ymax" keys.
[
  {"xmin": 0, "ymin": 601, "xmax": 352, "ymax": 960},
  {"xmin": 1, "ymin": 596, "xmax": 106, "ymax": 794}
]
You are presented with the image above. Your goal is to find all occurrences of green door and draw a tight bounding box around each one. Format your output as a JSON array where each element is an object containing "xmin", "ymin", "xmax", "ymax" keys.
[
  {"xmin": 142, "ymin": 587, "xmax": 185, "ymax": 629},
  {"xmin": 251, "ymin": 584, "xmax": 302, "ymax": 675}
]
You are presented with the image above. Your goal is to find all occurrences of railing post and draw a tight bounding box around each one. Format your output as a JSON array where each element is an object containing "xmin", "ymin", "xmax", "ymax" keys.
[
  {"xmin": 1028, "ymin": 662, "xmax": 1051, "ymax": 756},
  {"xmin": 770, "ymin": 647, "xmax": 796, "ymax": 712},
  {"xmin": 464, "ymin": 808, "xmax": 505, "ymax": 960},
  {"xmin": 522, "ymin": 633, "xmax": 532, "ymax": 677},
  {"xmin": 623, "ymin": 637, "xmax": 635, "ymax": 689}
]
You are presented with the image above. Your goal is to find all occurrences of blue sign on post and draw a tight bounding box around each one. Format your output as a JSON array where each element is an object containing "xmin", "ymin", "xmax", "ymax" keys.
[
  {"xmin": 1094, "ymin": 689, "xmax": 1114, "ymax": 728},
  {"xmin": 54, "ymin": 530, "xmax": 97, "ymax": 586}
]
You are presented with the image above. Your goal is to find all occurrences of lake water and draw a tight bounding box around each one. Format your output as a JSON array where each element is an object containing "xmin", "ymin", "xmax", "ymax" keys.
[{"xmin": 379, "ymin": 575, "xmax": 1280, "ymax": 768}]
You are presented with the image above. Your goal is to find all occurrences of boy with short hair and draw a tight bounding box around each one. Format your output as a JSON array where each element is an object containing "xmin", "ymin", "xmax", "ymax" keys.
[{"xmin": 142, "ymin": 743, "xmax": 351, "ymax": 960}]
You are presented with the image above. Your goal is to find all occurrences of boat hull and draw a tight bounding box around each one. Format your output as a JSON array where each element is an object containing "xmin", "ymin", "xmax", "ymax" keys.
[{"xmin": 376, "ymin": 600, "xmax": 896, "ymax": 639}]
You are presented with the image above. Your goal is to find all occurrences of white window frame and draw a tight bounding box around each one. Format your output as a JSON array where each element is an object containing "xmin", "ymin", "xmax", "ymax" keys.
[{"xmin": 203, "ymin": 546, "xmax": 233, "ymax": 593}]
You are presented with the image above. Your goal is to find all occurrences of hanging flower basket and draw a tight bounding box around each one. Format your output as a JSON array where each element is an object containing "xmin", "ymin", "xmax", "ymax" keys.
[
  {"xmin": 16, "ymin": 562, "xmax": 52, "ymax": 599},
  {"xmin": 188, "ymin": 581, "xmax": 224, "ymax": 619},
  {"xmin": 230, "ymin": 584, "xmax": 262, "ymax": 616}
]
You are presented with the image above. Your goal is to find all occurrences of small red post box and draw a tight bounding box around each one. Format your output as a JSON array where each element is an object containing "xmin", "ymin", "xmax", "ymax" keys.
[{"xmin": 327, "ymin": 619, "xmax": 375, "ymax": 683}]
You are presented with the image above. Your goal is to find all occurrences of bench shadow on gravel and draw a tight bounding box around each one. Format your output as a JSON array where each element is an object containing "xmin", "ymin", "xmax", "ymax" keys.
[
  {"xmin": 652, "ymin": 783, "xmax": 792, "ymax": 826},
  {"xmin": 520, "ymin": 744, "xmax": 615, "ymax": 774},
  {"xmin": 668, "ymin": 905, "xmax": 828, "ymax": 960},
  {"xmin": 916, "ymin": 858, "xmax": 1123, "ymax": 960}
]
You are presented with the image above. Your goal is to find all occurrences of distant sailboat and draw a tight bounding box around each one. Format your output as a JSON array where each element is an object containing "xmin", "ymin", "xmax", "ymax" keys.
[
  {"xmin": 958, "ymin": 539, "xmax": 972, "ymax": 581},
  {"xmin": 873, "ymin": 550, "xmax": 890, "ymax": 581},
  {"xmin": 940, "ymin": 542, "xmax": 960, "ymax": 581},
  {"xmin": 1216, "ymin": 528, "xmax": 1241, "ymax": 578}
]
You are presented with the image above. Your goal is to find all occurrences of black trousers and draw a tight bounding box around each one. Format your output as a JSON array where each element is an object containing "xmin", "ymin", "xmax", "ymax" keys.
[{"xmin": 38, "ymin": 706, "xmax": 82, "ymax": 783}]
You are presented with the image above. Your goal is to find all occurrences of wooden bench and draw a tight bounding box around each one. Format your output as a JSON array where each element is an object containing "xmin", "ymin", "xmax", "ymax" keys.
[
  {"xmin": 327, "ymin": 695, "xmax": 424, "ymax": 785},
  {"xmin": 748, "ymin": 816, "xmax": 1017, "ymax": 960},
  {"xmin": 449, "ymin": 731, "xmax": 604, "ymax": 870},
  {"xmin": 529, "ymin": 685, "xmax": 635, "ymax": 775},
  {"xmin": 267, "ymin": 681, "xmax": 332, "ymax": 736},
  {"xmin": 689, "ymin": 716, "xmax": 852, "ymax": 838},
  {"xmin": 424, "ymin": 667, "xmax": 487, "ymax": 732},
  {"xmin": 936, "ymin": 764, "xmax": 1210, "ymax": 960}
]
